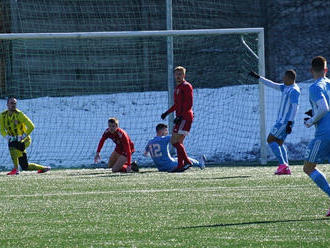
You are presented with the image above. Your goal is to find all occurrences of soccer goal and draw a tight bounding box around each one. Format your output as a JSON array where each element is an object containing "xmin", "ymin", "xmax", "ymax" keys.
[{"xmin": 0, "ymin": 28, "xmax": 266, "ymax": 168}]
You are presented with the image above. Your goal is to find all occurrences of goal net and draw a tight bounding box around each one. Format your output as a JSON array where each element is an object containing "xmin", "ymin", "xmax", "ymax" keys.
[{"xmin": 0, "ymin": 29, "xmax": 266, "ymax": 169}]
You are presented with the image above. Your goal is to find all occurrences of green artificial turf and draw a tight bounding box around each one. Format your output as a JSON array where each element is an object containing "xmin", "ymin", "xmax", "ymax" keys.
[{"xmin": 0, "ymin": 165, "xmax": 329, "ymax": 247}]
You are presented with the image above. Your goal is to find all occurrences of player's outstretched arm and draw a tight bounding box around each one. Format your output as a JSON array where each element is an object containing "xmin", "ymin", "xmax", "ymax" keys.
[{"xmin": 248, "ymin": 71, "xmax": 281, "ymax": 91}]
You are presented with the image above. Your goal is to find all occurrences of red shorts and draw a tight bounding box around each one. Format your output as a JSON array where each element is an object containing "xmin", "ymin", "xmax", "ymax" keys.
[
  {"xmin": 115, "ymin": 143, "xmax": 135, "ymax": 157},
  {"xmin": 173, "ymin": 118, "xmax": 192, "ymax": 136}
]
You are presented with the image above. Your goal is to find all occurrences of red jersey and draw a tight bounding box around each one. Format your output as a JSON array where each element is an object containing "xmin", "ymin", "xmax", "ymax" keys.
[
  {"xmin": 166, "ymin": 80, "xmax": 193, "ymax": 120},
  {"xmin": 96, "ymin": 127, "xmax": 134, "ymax": 165}
]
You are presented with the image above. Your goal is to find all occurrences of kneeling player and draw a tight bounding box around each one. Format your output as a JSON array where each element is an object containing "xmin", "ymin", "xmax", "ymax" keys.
[
  {"xmin": 144, "ymin": 123, "xmax": 205, "ymax": 172},
  {"xmin": 0, "ymin": 97, "xmax": 51, "ymax": 175},
  {"xmin": 94, "ymin": 117, "xmax": 138, "ymax": 173}
]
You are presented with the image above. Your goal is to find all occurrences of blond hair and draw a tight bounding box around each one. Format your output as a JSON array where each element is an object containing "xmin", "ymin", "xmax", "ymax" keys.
[
  {"xmin": 108, "ymin": 117, "xmax": 119, "ymax": 126},
  {"xmin": 174, "ymin": 66, "xmax": 186, "ymax": 74}
]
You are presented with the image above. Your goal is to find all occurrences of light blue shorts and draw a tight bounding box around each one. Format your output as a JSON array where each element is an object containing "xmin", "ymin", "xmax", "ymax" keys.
[
  {"xmin": 270, "ymin": 122, "xmax": 291, "ymax": 141},
  {"xmin": 305, "ymin": 136, "xmax": 330, "ymax": 163},
  {"xmin": 158, "ymin": 160, "xmax": 177, "ymax": 172}
]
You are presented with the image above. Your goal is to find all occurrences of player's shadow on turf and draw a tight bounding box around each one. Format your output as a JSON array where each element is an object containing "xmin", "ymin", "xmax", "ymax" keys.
[
  {"xmin": 96, "ymin": 170, "xmax": 158, "ymax": 176},
  {"xmin": 195, "ymin": 176, "xmax": 251, "ymax": 180},
  {"xmin": 179, "ymin": 218, "xmax": 329, "ymax": 229},
  {"xmin": 67, "ymin": 169, "xmax": 157, "ymax": 177}
]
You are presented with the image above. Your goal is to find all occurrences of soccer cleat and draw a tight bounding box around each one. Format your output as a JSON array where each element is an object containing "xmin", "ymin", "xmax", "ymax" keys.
[
  {"xmin": 130, "ymin": 161, "xmax": 139, "ymax": 172},
  {"xmin": 171, "ymin": 163, "xmax": 192, "ymax": 173},
  {"xmin": 198, "ymin": 155, "xmax": 206, "ymax": 170},
  {"xmin": 326, "ymin": 208, "xmax": 330, "ymax": 217},
  {"xmin": 7, "ymin": 168, "xmax": 19, "ymax": 175},
  {"xmin": 275, "ymin": 164, "xmax": 291, "ymax": 175},
  {"xmin": 37, "ymin": 166, "xmax": 51, "ymax": 174}
]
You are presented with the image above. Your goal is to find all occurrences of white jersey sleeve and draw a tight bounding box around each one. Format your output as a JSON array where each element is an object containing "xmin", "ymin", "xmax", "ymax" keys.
[{"xmin": 260, "ymin": 76, "xmax": 282, "ymax": 91}]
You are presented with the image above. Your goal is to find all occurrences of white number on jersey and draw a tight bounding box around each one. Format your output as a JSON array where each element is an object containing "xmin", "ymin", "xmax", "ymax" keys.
[{"xmin": 148, "ymin": 144, "xmax": 162, "ymax": 158}]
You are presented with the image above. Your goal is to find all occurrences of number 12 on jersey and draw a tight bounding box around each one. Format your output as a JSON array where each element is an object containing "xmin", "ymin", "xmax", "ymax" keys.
[{"xmin": 148, "ymin": 144, "xmax": 162, "ymax": 158}]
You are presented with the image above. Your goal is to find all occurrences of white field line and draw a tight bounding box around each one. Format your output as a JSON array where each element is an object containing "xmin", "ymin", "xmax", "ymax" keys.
[{"xmin": 0, "ymin": 185, "xmax": 309, "ymax": 198}]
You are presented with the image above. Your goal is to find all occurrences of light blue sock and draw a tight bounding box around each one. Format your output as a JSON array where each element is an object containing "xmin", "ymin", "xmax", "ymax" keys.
[
  {"xmin": 310, "ymin": 169, "xmax": 330, "ymax": 197},
  {"xmin": 189, "ymin": 157, "xmax": 199, "ymax": 167},
  {"xmin": 280, "ymin": 145, "xmax": 288, "ymax": 165},
  {"xmin": 269, "ymin": 142, "xmax": 285, "ymax": 164}
]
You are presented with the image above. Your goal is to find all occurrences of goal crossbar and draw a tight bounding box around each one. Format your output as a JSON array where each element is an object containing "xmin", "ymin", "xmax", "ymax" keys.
[{"xmin": 0, "ymin": 28, "xmax": 264, "ymax": 40}]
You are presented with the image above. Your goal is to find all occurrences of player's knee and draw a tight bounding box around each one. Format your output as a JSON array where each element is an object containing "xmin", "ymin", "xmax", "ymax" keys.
[
  {"xmin": 303, "ymin": 161, "xmax": 315, "ymax": 175},
  {"xmin": 19, "ymin": 153, "xmax": 29, "ymax": 170},
  {"xmin": 267, "ymin": 135, "xmax": 275, "ymax": 144}
]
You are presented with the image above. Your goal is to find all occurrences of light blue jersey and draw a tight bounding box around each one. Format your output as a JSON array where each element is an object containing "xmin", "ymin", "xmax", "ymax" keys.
[
  {"xmin": 305, "ymin": 77, "xmax": 330, "ymax": 163},
  {"xmin": 145, "ymin": 136, "xmax": 201, "ymax": 172},
  {"xmin": 145, "ymin": 136, "xmax": 176, "ymax": 171},
  {"xmin": 260, "ymin": 77, "xmax": 300, "ymax": 125},
  {"xmin": 276, "ymin": 83, "xmax": 300, "ymax": 124},
  {"xmin": 309, "ymin": 77, "xmax": 330, "ymax": 137},
  {"xmin": 261, "ymin": 77, "xmax": 300, "ymax": 141}
]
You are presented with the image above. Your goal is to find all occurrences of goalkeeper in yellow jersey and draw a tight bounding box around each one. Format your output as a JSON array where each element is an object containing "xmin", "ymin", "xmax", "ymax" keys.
[{"xmin": 0, "ymin": 97, "xmax": 51, "ymax": 175}]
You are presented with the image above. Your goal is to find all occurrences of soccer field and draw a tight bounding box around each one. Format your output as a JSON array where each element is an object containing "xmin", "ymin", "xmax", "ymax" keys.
[{"xmin": 0, "ymin": 165, "xmax": 329, "ymax": 248}]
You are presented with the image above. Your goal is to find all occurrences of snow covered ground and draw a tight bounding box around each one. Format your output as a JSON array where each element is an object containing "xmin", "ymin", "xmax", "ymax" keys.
[{"xmin": 0, "ymin": 80, "xmax": 315, "ymax": 170}]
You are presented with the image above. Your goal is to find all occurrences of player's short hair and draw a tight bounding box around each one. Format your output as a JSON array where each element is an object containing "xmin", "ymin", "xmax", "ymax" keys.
[
  {"xmin": 285, "ymin": 70, "xmax": 296, "ymax": 81},
  {"xmin": 7, "ymin": 96, "xmax": 17, "ymax": 103},
  {"xmin": 312, "ymin": 56, "xmax": 327, "ymax": 72},
  {"xmin": 108, "ymin": 117, "xmax": 119, "ymax": 126},
  {"xmin": 156, "ymin": 123, "xmax": 167, "ymax": 132},
  {"xmin": 174, "ymin": 66, "xmax": 186, "ymax": 74}
]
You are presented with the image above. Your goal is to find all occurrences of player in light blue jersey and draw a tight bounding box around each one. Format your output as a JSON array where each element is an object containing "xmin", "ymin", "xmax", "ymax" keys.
[
  {"xmin": 144, "ymin": 123, "xmax": 205, "ymax": 172},
  {"xmin": 303, "ymin": 56, "xmax": 330, "ymax": 217},
  {"xmin": 249, "ymin": 70, "xmax": 300, "ymax": 175}
]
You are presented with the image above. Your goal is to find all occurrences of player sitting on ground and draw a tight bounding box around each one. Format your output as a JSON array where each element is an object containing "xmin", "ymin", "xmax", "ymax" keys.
[
  {"xmin": 144, "ymin": 123, "xmax": 205, "ymax": 172},
  {"xmin": 249, "ymin": 70, "xmax": 300, "ymax": 175},
  {"xmin": 94, "ymin": 117, "xmax": 138, "ymax": 173},
  {"xmin": 0, "ymin": 97, "xmax": 51, "ymax": 175}
]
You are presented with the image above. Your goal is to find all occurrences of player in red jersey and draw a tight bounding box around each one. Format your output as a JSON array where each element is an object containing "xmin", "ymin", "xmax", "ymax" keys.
[
  {"xmin": 94, "ymin": 117, "xmax": 138, "ymax": 173},
  {"xmin": 161, "ymin": 66, "xmax": 194, "ymax": 171}
]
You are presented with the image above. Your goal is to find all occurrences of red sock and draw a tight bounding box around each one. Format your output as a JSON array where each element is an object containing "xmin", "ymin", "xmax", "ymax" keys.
[{"xmin": 173, "ymin": 142, "xmax": 191, "ymax": 169}]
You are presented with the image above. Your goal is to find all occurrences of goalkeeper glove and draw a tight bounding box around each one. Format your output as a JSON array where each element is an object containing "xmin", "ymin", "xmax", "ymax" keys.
[
  {"xmin": 304, "ymin": 117, "xmax": 313, "ymax": 128},
  {"xmin": 248, "ymin": 71, "xmax": 260, "ymax": 79},
  {"xmin": 286, "ymin": 121, "xmax": 293, "ymax": 134},
  {"xmin": 173, "ymin": 116, "xmax": 183, "ymax": 125},
  {"xmin": 305, "ymin": 109, "xmax": 313, "ymax": 117},
  {"xmin": 6, "ymin": 135, "xmax": 18, "ymax": 142},
  {"xmin": 161, "ymin": 112, "xmax": 168, "ymax": 120}
]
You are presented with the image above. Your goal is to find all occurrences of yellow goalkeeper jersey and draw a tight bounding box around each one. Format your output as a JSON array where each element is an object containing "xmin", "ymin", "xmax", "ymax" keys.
[{"xmin": 0, "ymin": 109, "xmax": 34, "ymax": 137}]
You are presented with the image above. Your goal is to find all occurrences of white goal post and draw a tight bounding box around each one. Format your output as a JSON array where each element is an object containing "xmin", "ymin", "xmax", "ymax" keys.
[{"xmin": 0, "ymin": 28, "xmax": 267, "ymax": 166}]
